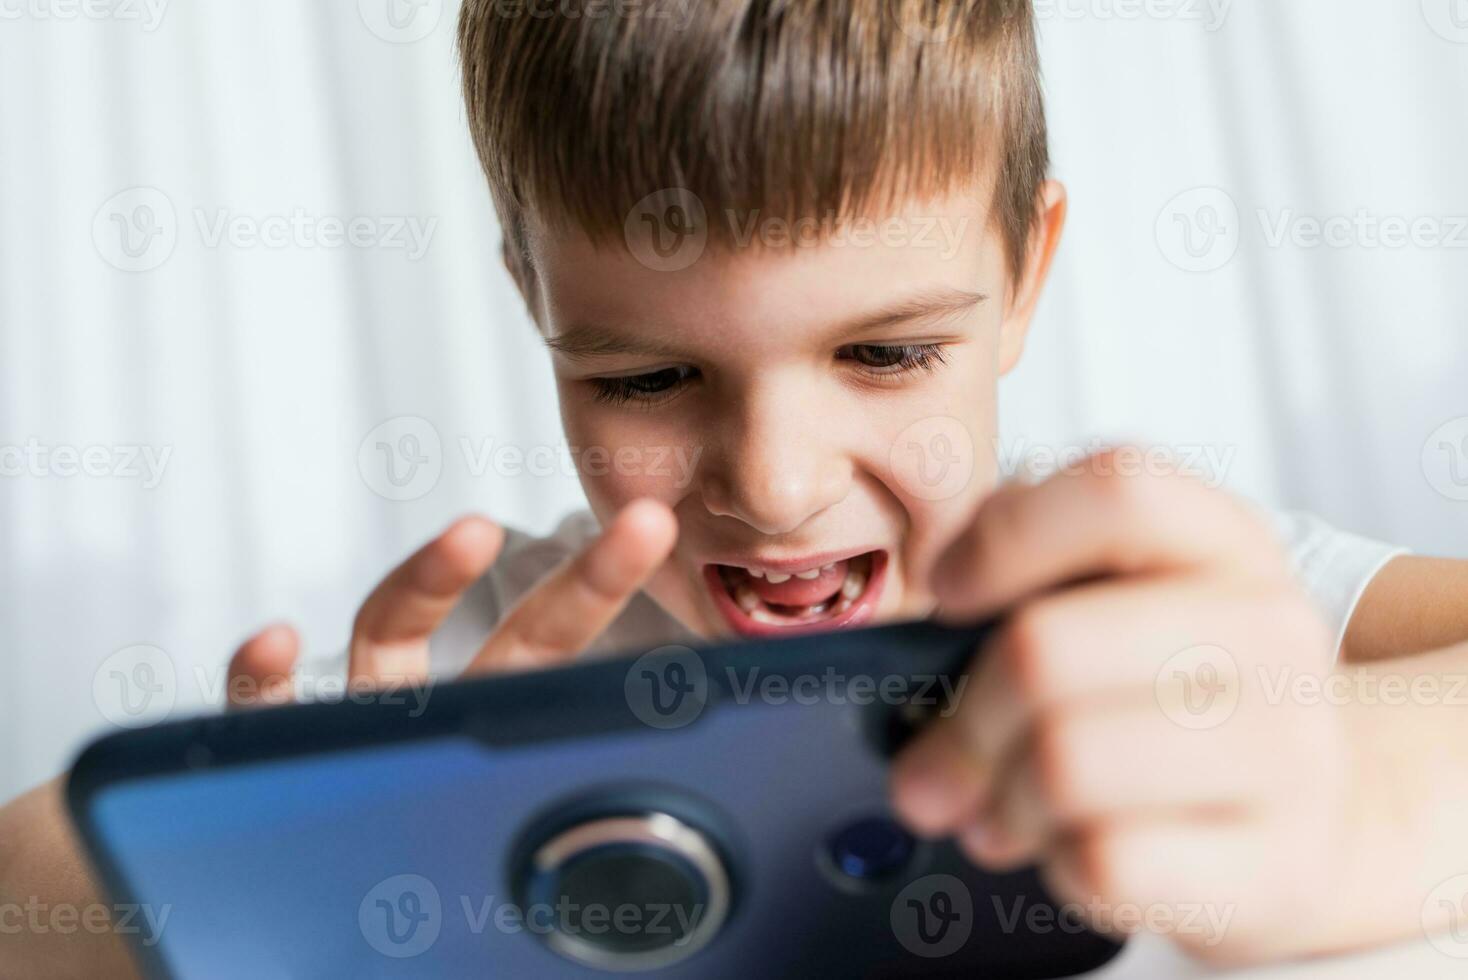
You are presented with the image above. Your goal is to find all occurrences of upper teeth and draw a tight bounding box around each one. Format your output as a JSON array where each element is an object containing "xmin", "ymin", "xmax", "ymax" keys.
[{"xmin": 746, "ymin": 564, "xmax": 832, "ymax": 582}]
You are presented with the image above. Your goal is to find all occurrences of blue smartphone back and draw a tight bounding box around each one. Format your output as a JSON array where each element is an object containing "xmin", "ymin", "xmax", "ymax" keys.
[{"xmin": 68, "ymin": 619, "xmax": 1122, "ymax": 978}]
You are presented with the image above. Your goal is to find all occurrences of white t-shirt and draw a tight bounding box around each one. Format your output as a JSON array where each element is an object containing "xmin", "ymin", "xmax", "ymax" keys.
[{"xmin": 304, "ymin": 507, "xmax": 1406, "ymax": 683}]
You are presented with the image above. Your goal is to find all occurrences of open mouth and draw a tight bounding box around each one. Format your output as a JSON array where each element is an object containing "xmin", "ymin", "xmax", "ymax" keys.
[{"xmin": 702, "ymin": 550, "xmax": 888, "ymax": 637}]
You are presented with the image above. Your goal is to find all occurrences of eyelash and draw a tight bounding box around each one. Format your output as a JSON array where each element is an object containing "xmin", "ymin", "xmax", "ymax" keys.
[
  {"xmin": 588, "ymin": 344, "xmax": 950, "ymax": 406},
  {"xmin": 589, "ymin": 366, "xmax": 697, "ymax": 407},
  {"xmin": 837, "ymin": 343, "xmax": 951, "ymax": 375}
]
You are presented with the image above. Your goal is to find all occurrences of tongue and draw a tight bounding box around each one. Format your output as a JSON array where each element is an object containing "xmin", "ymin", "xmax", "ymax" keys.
[{"xmin": 747, "ymin": 560, "xmax": 849, "ymax": 607}]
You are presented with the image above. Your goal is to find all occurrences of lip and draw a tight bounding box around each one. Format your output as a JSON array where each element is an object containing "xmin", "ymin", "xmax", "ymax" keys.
[
  {"xmin": 699, "ymin": 545, "xmax": 883, "ymax": 577},
  {"xmin": 702, "ymin": 550, "xmax": 889, "ymax": 638}
]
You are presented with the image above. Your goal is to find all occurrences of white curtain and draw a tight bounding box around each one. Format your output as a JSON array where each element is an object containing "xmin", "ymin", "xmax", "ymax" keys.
[{"xmin": 3, "ymin": 0, "xmax": 1466, "ymax": 803}]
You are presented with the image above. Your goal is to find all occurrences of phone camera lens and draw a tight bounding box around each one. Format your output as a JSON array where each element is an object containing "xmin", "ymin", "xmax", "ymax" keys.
[
  {"xmin": 516, "ymin": 812, "xmax": 731, "ymax": 971},
  {"xmin": 826, "ymin": 816, "xmax": 916, "ymax": 881}
]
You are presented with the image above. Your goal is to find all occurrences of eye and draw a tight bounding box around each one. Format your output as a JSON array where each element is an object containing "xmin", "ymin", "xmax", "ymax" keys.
[
  {"xmin": 838, "ymin": 343, "xmax": 950, "ymax": 376},
  {"xmin": 589, "ymin": 366, "xmax": 697, "ymax": 406}
]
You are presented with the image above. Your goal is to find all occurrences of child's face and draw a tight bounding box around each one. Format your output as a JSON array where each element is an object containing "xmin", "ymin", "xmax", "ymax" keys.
[{"xmin": 520, "ymin": 186, "xmax": 1059, "ymax": 639}]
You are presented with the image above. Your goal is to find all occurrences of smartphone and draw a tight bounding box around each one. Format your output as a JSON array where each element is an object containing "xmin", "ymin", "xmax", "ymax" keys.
[{"xmin": 68, "ymin": 618, "xmax": 1123, "ymax": 978}]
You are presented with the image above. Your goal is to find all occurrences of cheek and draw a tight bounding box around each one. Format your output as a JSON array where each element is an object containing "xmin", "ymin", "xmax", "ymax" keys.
[
  {"xmin": 862, "ymin": 346, "xmax": 1003, "ymax": 582},
  {"xmin": 557, "ymin": 389, "xmax": 702, "ymax": 520}
]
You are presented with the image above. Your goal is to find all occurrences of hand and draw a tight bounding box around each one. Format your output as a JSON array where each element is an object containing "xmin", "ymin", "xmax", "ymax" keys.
[
  {"xmin": 890, "ymin": 451, "xmax": 1360, "ymax": 964},
  {"xmin": 225, "ymin": 499, "xmax": 677, "ymax": 707}
]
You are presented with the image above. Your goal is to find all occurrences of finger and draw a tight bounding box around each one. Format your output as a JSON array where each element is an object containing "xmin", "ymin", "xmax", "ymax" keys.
[
  {"xmin": 986, "ymin": 704, "xmax": 1298, "ymax": 859},
  {"xmin": 956, "ymin": 818, "xmax": 1033, "ymax": 872},
  {"xmin": 1040, "ymin": 821, "xmax": 1263, "ymax": 951},
  {"xmin": 349, "ymin": 515, "xmax": 505, "ymax": 683},
  {"xmin": 468, "ymin": 498, "xmax": 678, "ymax": 674},
  {"xmin": 947, "ymin": 579, "xmax": 1326, "ymax": 813},
  {"xmin": 226, "ymin": 624, "xmax": 299, "ymax": 710},
  {"xmin": 890, "ymin": 721, "xmax": 989, "ymax": 838},
  {"xmin": 931, "ymin": 450, "xmax": 1288, "ymax": 621}
]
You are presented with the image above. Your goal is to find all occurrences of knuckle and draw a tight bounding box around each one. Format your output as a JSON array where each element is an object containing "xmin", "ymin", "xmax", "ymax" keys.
[
  {"xmin": 571, "ymin": 547, "xmax": 628, "ymax": 605},
  {"xmin": 1030, "ymin": 709, "xmax": 1087, "ymax": 819},
  {"xmin": 1223, "ymin": 500, "xmax": 1295, "ymax": 572},
  {"xmin": 997, "ymin": 605, "xmax": 1061, "ymax": 699},
  {"xmin": 1068, "ymin": 827, "xmax": 1123, "ymax": 902},
  {"xmin": 1086, "ymin": 453, "xmax": 1159, "ymax": 514},
  {"xmin": 1244, "ymin": 589, "xmax": 1332, "ymax": 667}
]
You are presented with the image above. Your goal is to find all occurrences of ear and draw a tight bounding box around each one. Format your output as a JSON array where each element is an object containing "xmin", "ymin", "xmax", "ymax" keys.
[
  {"xmin": 501, "ymin": 235, "xmax": 545, "ymax": 328},
  {"xmin": 997, "ymin": 180, "xmax": 1068, "ymax": 376}
]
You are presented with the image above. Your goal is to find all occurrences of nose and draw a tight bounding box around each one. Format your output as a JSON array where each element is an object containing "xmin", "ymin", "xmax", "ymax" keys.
[{"xmin": 698, "ymin": 387, "xmax": 853, "ymax": 536}]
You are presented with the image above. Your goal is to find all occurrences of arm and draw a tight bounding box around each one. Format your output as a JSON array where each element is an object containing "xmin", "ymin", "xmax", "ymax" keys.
[
  {"xmin": 1343, "ymin": 556, "xmax": 1468, "ymax": 664},
  {"xmin": 1332, "ymin": 639, "xmax": 1468, "ymax": 955},
  {"xmin": 0, "ymin": 779, "xmax": 140, "ymax": 978}
]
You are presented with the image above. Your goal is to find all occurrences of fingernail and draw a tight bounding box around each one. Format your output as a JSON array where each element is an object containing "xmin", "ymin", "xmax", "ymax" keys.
[
  {"xmin": 960, "ymin": 820, "xmax": 996, "ymax": 852},
  {"xmin": 258, "ymin": 623, "xmax": 295, "ymax": 648},
  {"xmin": 893, "ymin": 758, "xmax": 964, "ymax": 833},
  {"xmin": 959, "ymin": 819, "xmax": 1011, "ymax": 867},
  {"xmin": 618, "ymin": 498, "xmax": 678, "ymax": 547}
]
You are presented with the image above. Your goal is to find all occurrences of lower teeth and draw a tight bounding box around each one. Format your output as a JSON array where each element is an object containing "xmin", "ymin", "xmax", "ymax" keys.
[{"xmin": 732, "ymin": 562, "xmax": 869, "ymax": 625}]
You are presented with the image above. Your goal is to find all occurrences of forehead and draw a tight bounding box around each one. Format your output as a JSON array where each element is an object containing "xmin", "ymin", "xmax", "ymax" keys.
[{"xmin": 526, "ymin": 189, "xmax": 1004, "ymax": 351}]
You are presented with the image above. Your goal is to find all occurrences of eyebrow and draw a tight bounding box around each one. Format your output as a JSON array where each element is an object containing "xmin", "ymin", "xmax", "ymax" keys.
[
  {"xmin": 836, "ymin": 287, "xmax": 988, "ymax": 337},
  {"xmin": 543, "ymin": 286, "xmax": 988, "ymax": 362}
]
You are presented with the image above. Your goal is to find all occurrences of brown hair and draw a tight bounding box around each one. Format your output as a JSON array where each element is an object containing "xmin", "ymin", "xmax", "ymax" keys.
[{"xmin": 458, "ymin": 0, "xmax": 1048, "ymax": 285}]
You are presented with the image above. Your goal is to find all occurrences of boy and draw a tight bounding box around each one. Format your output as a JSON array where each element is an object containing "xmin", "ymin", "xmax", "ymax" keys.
[{"xmin": 7, "ymin": 0, "xmax": 1468, "ymax": 974}]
